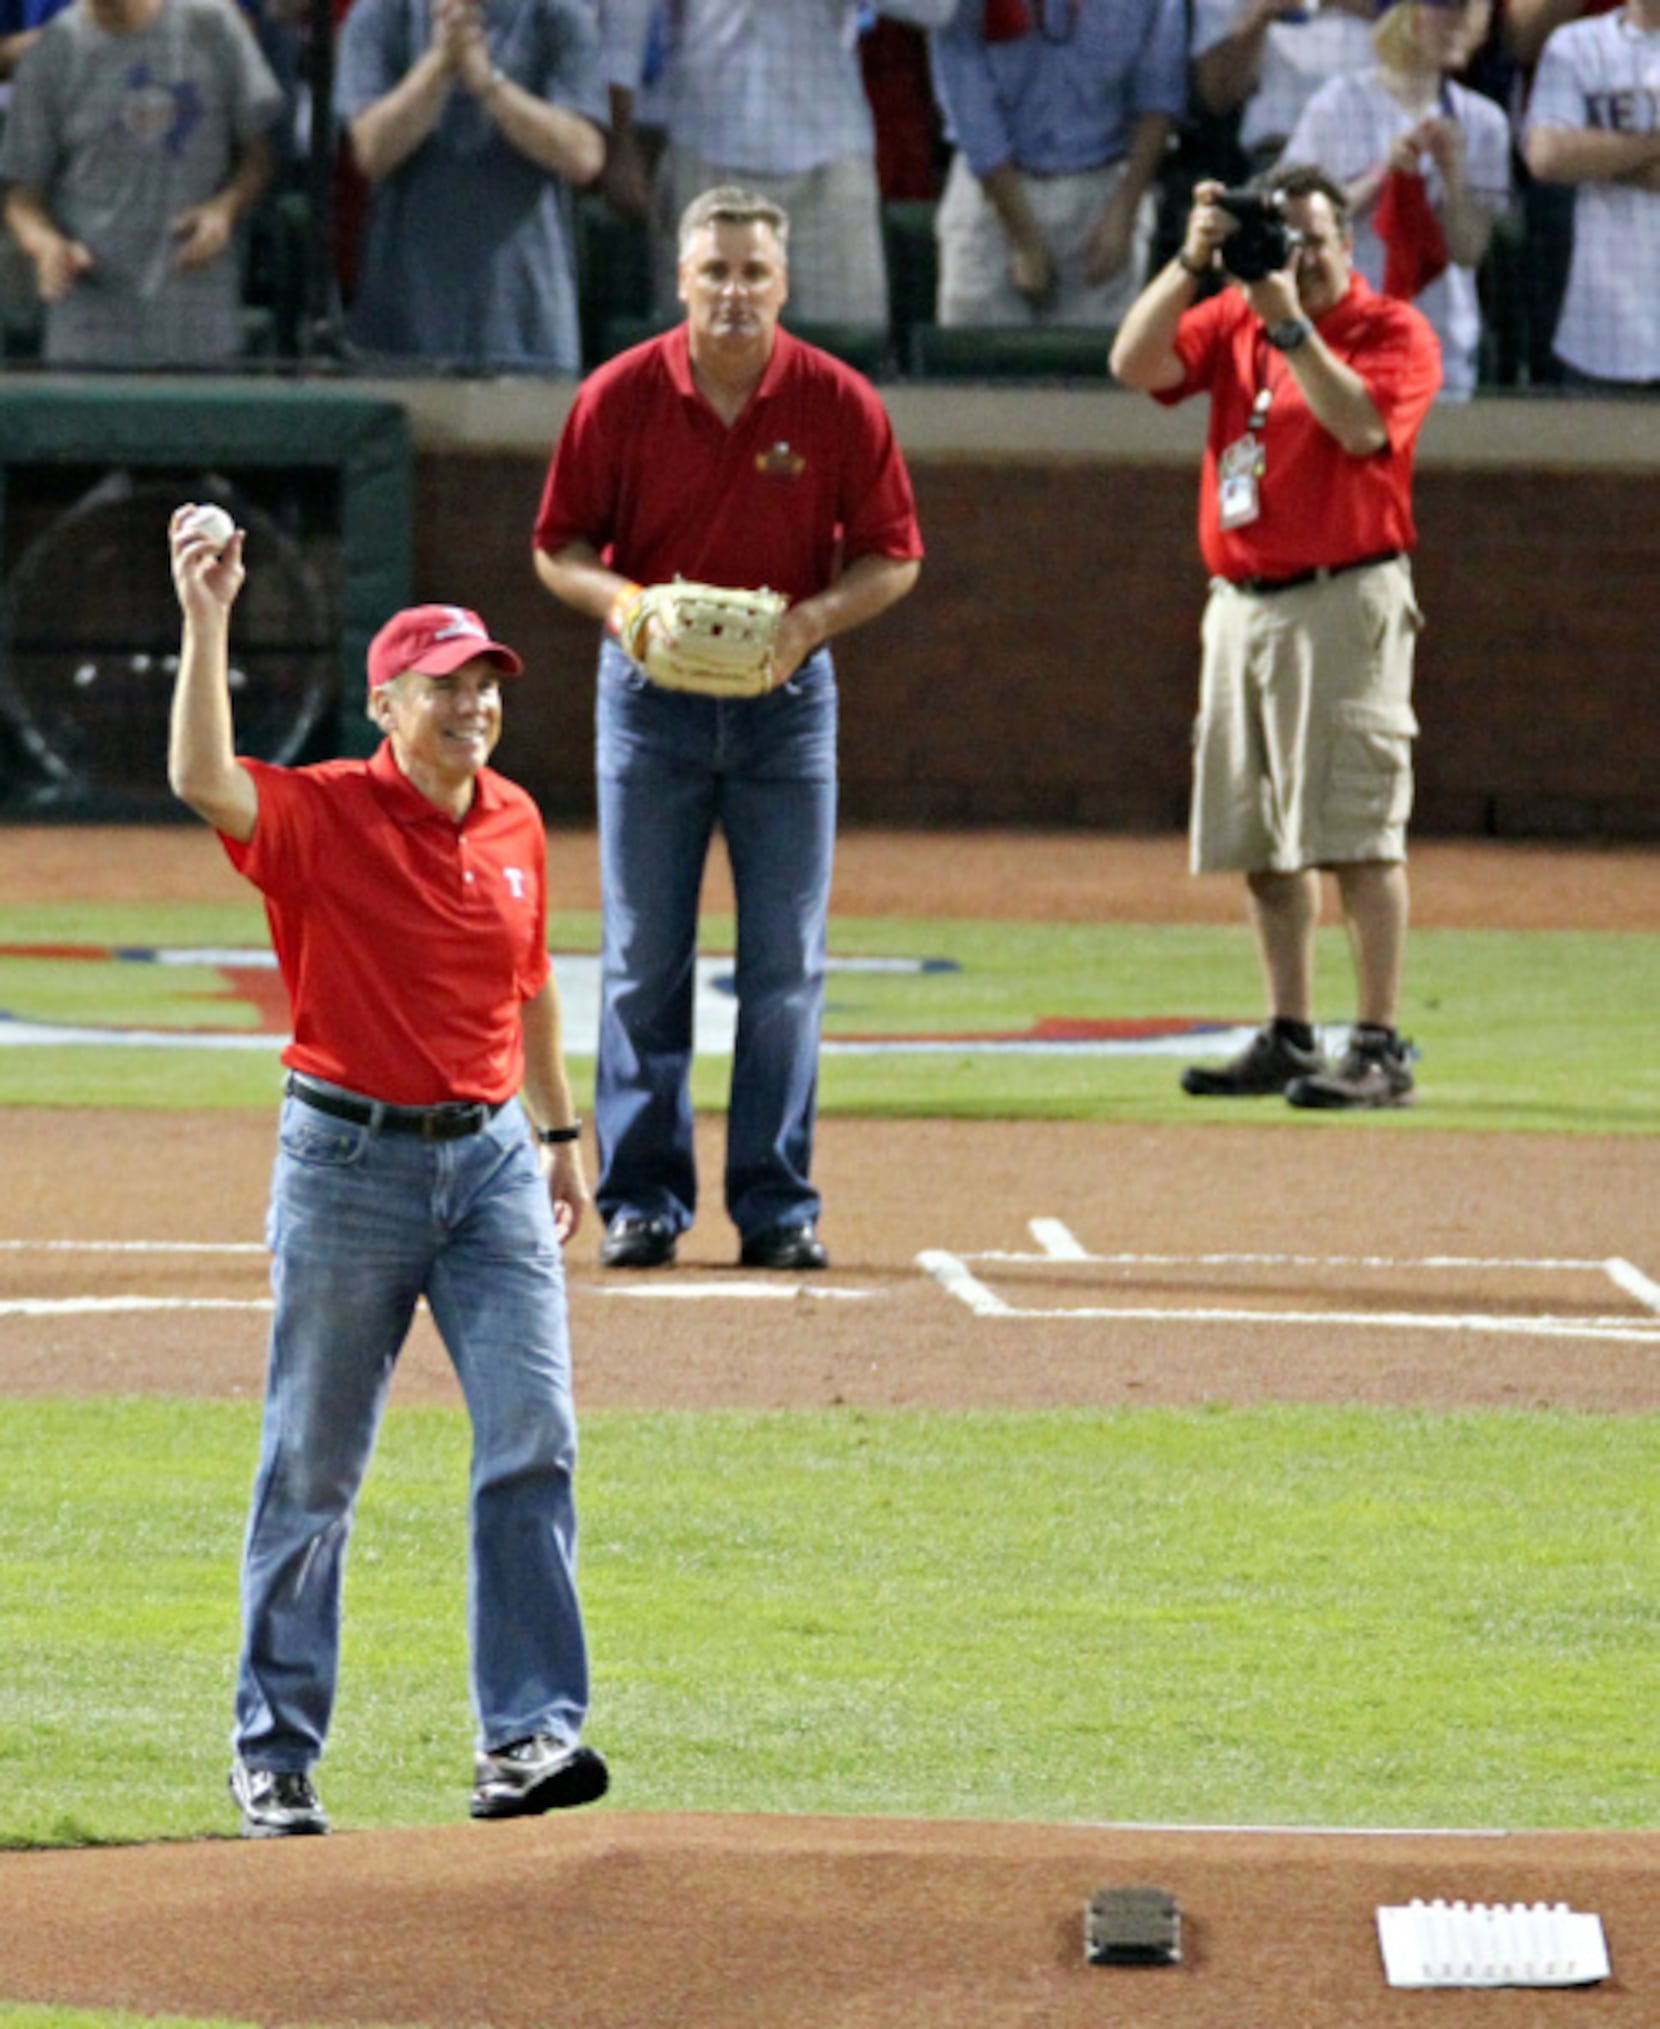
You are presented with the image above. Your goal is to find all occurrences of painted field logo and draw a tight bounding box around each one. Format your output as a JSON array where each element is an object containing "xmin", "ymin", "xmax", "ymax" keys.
[{"xmin": 0, "ymin": 944, "xmax": 1262, "ymax": 1058}]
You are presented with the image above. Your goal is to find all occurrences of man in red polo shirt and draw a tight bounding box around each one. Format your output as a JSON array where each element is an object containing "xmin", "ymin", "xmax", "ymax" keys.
[
  {"xmin": 1111, "ymin": 164, "xmax": 1441, "ymax": 1109},
  {"xmin": 168, "ymin": 513, "xmax": 606, "ymax": 1837},
  {"xmin": 533, "ymin": 184, "xmax": 923, "ymax": 1270}
]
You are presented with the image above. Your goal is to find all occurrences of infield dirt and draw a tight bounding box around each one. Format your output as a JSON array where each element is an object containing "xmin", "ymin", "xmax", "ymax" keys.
[{"xmin": 1, "ymin": 827, "xmax": 1654, "ymax": 2027}]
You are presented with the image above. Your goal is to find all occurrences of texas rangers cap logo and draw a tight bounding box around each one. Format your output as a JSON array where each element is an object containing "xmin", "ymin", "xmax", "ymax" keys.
[{"xmin": 431, "ymin": 607, "xmax": 488, "ymax": 645}]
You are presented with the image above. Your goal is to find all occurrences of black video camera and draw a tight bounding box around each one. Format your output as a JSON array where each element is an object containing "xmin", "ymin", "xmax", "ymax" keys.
[{"xmin": 1216, "ymin": 188, "xmax": 1300, "ymax": 282}]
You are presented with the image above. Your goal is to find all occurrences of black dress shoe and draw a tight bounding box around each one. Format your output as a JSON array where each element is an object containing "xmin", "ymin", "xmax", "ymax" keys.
[
  {"xmin": 599, "ymin": 1213, "xmax": 677, "ymax": 1269},
  {"xmin": 739, "ymin": 1222, "xmax": 829, "ymax": 1271}
]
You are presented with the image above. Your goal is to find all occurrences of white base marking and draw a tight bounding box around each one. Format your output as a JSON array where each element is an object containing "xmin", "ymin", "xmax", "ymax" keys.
[
  {"xmin": 914, "ymin": 1249, "xmax": 1013, "ymax": 1317},
  {"xmin": 915, "ymin": 1262, "xmax": 1660, "ymax": 1346},
  {"xmin": 918, "ymin": 1231, "xmax": 1660, "ymax": 1346},
  {"xmin": 1605, "ymin": 1256, "xmax": 1660, "ymax": 1316},
  {"xmin": 1028, "ymin": 1218, "xmax": 1089, "ymax": 1261}
]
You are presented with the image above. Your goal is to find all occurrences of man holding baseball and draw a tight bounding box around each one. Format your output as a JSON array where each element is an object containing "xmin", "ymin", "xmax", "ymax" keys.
[
  {"xmin": 533, "ymin": 185, "xmax": 923, "ymax": 1271},
  {"xmin": 168, "ymin": 508, "xmax": 606, "ymax": 1837},
  {"xmin": 1110, "ymin": 166, "xmax": 1441, "ymax": 1108}
]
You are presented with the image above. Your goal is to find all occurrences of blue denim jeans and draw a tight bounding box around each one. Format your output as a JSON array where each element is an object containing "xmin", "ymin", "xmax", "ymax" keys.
[
  {"xmin": 594, "ymin": 640, "xmax": 838, "ymax": 1240},
  {"xmin": 233, "ymin": 1088, "xmax": 588, "ymax": 1771}
]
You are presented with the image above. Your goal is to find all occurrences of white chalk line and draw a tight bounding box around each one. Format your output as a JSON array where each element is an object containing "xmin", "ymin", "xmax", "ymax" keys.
[
  {"xmin": 0, "ymin": 1241, "xmax": 881, "ymax": 1316},
  {"xmin": 0, "ymin": 1239, "xmax": 264, "ymax": 1255},
  {"xmin": 0, "ymin": 1288, "xmax": 879, "ymax": 1318},
  {"xmin": 1605, "ymin": 1256, "xmax": 1660, "ymax": 1316},
  {"xmin": 0, "ymin": 1296, "xmax": 272, "ymax": 1319},
  {"xmin": 598, "ymin": 1282, "xmax": 876, "ymax": 1302},
  {"xmin": 3, "ymin": 1231, "xmax": 1653, "ymax": 1335},
  {"xmin": 1010, "ymin": 1222, "xmax": 1630, "ymax": 1274},
  {"xmin": 1077, "ymin": 1819, "xmax": 1510, "ymax": 1840},
  {"xmin": 919, "ymin": 1228, "xmax": 1660, "ymax": 1345}
]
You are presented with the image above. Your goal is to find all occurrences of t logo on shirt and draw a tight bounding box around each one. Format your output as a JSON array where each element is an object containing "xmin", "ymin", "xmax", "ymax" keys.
[{"xmin": 502, "ymin": 867, "xmax": 528, "ymax": 899}]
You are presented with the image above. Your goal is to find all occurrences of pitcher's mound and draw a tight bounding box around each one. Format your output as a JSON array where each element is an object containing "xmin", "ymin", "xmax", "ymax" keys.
[{"xmin": 0, "ymin": 1813, "xmax": 1651, "ymax": 2026}]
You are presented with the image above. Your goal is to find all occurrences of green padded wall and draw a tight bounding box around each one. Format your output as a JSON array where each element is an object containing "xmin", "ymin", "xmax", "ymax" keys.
[{"xmin": 0, "ymin": 385, "xmax": 411, "ymax": 818}]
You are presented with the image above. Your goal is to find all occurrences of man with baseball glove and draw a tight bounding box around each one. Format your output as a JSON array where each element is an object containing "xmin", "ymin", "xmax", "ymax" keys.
[
  {"xmin": 610, "ymin": 577, "xmax": 789, "ymax": 698},
  {"xmin": 534, "ymin": 184, "xmax": 923, "ymax": 1270}
]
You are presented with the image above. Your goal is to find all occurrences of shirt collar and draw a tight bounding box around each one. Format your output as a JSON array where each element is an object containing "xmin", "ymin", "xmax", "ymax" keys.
[
  {"xmin": 368, "ymin": 738, "xmax": 504, "ymax": 825},
  {"xmin": 667, "ymin": 320, "xmax": 796, "ymax": 410},
  {"xmin": 1313, "ymin": 271, "xmax": 1368, "ymax": 336}
]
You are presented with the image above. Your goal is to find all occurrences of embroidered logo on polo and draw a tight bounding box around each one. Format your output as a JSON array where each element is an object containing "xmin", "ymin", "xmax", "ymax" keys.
[
  {"xmin": 501, "ymin": 867, "xmax": 528, "ymax": 899},
  {"xmin": 755, "ymin": 442, "xmax": 806, "ymax": 480}
]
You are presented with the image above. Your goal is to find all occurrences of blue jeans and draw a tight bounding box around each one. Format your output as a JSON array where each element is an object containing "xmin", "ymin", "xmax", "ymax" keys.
[
  {"xmin": 594, "ymin": 641, "xmax": 838, "ymax": 1240},
  {"xmin": 233, "ymin": 1088, "xmax": 589, "ymax": 1771}
]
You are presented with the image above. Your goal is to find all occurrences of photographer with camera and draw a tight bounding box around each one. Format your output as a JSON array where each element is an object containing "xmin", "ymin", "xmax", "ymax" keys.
[{"xmin": 1109, "ymin": 166, "xmax": 1442, "ymax": 1110}]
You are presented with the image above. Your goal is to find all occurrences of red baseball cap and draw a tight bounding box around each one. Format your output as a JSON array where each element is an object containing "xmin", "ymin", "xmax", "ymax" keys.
[{"xmin": 366, "ymin": 604, "xmax": 525, "ymax": 693}]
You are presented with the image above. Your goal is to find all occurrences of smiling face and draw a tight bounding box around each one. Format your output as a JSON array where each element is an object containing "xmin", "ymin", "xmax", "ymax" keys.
[{"xmin": 373, "ymin": 657, "xmax": 503, "ymax": 811}]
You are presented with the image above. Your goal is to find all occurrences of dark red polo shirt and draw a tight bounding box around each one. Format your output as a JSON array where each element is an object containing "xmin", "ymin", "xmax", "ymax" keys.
[
  {"xmin": 1159, "ymin": 275, "xmax": 1441, "ymax": 582},
  {"xmin": 532, "ymin": 323, "xmax": 923, "ymax": 597},
  {"xmin": 221, "ymin": 742, "xmax": 551, "ymax": 1106}
]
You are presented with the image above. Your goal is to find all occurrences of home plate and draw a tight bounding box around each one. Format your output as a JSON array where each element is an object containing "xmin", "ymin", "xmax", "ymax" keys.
[{"xmin": 597, "ymin": 1281, "xmax": 877, "ymax": 1301}]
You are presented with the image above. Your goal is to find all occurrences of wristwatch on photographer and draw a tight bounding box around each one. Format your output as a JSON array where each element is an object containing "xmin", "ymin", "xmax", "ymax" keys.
[{"xmin": 1265, "ymin": 316, "xmax": 1314, "ymax": 353}]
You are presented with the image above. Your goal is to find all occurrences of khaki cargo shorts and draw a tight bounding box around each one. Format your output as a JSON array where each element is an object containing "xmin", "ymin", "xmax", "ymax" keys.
[{"xmin": 1189, "ymin": 556, "xmax": 1423, "ymax": 875}]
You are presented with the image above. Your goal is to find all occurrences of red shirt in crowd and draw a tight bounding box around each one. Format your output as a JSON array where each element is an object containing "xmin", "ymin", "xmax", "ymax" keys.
[
  {"xmin": 222, "ymin": 743, "xmax": 551, "ymax": 1107},
  {"xmin": 533, "ymin": 323, "xmax": 923, "ymax": 598},
  {"xmin": 1159, "ymin": 276, "xmax": 1442, "ymax": 583}
]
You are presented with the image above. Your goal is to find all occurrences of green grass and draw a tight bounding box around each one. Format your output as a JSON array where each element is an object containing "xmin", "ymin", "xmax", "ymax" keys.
[
  {"xmin": 1, "ymin": 1399, "xmax": 1653, "ymax": 1851},
  {"xmin": 2, "ymin": 905, "xmax": 1659, "ymax": 1131}
]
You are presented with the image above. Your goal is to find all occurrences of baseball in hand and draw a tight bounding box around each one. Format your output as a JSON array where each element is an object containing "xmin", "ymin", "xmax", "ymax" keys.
[{"xmin": 179, "ymin": 503, "xmax": 236, "ymax": 553}]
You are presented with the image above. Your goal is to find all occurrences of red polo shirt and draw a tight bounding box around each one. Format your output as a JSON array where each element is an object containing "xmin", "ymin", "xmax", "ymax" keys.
[
  {"xmin": 221, "ymin": 742, "xmax": 551, "ymax": 1106},
  {"xmin": 1159, "ymin": 276, "xmax": 1441, "ymax": 582},
  {"xmin": 533, "ymin": 324, "xmax": 923, "ymax": 597}
]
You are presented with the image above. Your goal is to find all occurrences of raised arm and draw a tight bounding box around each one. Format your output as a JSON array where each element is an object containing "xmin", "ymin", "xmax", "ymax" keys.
[
  {"xmin": 1241, "ymin": 267, "xmax": 1387, "ymax": 457},
  {"xmin": 167, "ymin": 509, "xmax": 259, "ymax": 843},
  {"xmin": 1110, "ymin": 184, "xmax": 1232, "ymax": 392},
  {"xmin": 1194, "ymin": 0, "xmax": 1294, "ymax": 119},
  {"xmin": 346, "ymin": 0, "xmax": 463, "ymax": 183},
  {"xmin": 468, "ymin": 67, "xmax": 605, "ymax": 185}
]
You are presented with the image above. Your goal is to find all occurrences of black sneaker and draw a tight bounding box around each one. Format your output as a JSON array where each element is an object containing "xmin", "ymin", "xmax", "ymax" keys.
[
  {"xmin": 229, "ymin": 1760, "xmax": 330, "ymax": 1839},
  {"xmin": 1181, "ymin": 1025, "xmax": 1325, "ymax": 1097},
  {"xmin": 739, "ymin": 1221, "xmax": 829, "ymax": 1271},
  {"xmin": 598, "ymin": 1213, "xmax": 677, "ymax": 1269},
  {"xmin": 1287, "ymin": 1031, "xmax": 1416, "ymax": 1110},
  {"xmin": 471, "ymin": 1736, "xmax": 610, "ymax": 1820}
]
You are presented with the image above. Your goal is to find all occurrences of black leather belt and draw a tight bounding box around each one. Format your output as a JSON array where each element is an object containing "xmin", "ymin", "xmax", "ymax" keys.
[
  {"xmin": 286, "ymin": 1073, "xmax": 504, "ymax": 1141},
  {"xmin": 1231, "ymin": 549, "xmax": 1401, "ymax": 596}
]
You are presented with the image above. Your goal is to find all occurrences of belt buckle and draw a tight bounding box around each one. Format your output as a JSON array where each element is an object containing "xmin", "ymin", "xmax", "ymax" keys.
[{"xmin": 422, "ymin": 1103, "xmax": 483, "ymax": 1141}]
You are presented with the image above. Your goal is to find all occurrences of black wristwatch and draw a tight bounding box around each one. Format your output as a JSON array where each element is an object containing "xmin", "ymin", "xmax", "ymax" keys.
[
  {"xmin": 537, "ymin": 1120, "xmax": 582, "ymax": 1146},
  {"xmin": 1265, "ymin": 316, "xmax": 1314, "ymax": 353}
]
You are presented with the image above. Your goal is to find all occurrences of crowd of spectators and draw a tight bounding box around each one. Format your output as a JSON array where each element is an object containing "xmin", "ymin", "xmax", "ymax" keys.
[{"xmin": 0, "ymin": 0, "xmax": 1654, "ymax": 390}]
